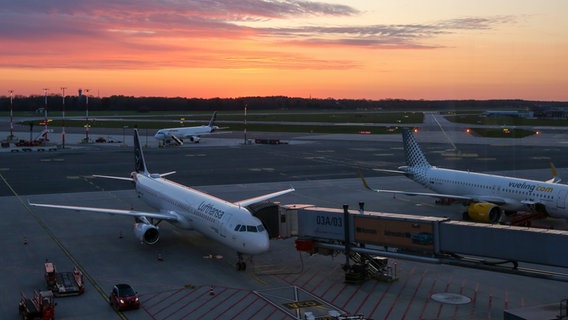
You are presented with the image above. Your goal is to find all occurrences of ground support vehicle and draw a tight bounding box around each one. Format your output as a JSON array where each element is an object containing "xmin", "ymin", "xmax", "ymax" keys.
[
  {"xmin": 44, "ymin": 262, "xmax": 85, "ymax": 297},
  {"xmin": 18, "ymin": 290, "xmax": 55, "ymax": 320}
]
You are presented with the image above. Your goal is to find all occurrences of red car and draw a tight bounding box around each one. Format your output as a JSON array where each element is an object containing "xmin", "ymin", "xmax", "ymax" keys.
[{"xmin": 109, "ymin": 284, "xmax": 140, "ymax": 311}]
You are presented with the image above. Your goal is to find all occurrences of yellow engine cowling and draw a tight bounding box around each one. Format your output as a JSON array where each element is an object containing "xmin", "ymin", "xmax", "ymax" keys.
[{"xmin": 466, "ymin": 202, "xmax": 503, "ymax": 223}]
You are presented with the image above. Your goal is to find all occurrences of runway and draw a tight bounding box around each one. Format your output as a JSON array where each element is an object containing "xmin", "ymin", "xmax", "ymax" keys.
[{"xmin": 2, "ymin": 129, "xmax": 568, "ymax": 319}]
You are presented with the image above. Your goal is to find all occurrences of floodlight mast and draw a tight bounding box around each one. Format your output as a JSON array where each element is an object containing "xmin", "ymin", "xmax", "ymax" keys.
[
  {"xmin": 8, "ymin": 90, "xmax": 14, "ymax": 138},
  {"xmin": 43, "ymin": 88, "xmax": 49, "ymax": 141},
  {"xmin": 61, "ymin": 87, "xmax": 66, "ymax": 148},
  {"xmin": 85, "ymin": 89, "xmax": 90, "ymax": 141}
]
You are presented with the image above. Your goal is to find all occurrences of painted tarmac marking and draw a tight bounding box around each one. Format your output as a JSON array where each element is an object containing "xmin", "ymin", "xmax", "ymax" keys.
[
  {"xmin": 435, "ymin": 275, "xmax": 454, "ymax": 319},
  {"xmin": 383, "ymin": 265, "xmax": 416, "ymax": 319},
  {"xmin": 177, "ymin": 287, "xmax": 230, "ymax": 319},
  {"xmin": 368, "ymin": 279, "xmax": 394, "ymax": 318},
  {"xmin": 341, "ymin": 283, "xmax": 361, "ymax": 310},
  {"xmin": 226, "ymin": 294, "xmax": 262, "ymax": 320},
  {"xmin": 161, "ymin": 287, "xmax": 214, "ymax": 320},
  {"xmin": 401, "ymin": 269, "xmax": 428, "ymax": 319},
  {"xmin": 469, "ymin": 282, "xmax": 479, "ymax": 320},
  {"xmin": 145, "ymin": 287, "xmax": 187, "ymax": 311},
  {"xmin": 213, "ymin": 290, "xmax": 251, "ymax": 320},
  {"xmin": 330, "ymin": 283, "xmax": 348, "ymax": 305},
  {"xmin": 420, "ymin": 276, "xmax": 438, "ymax": 318},
  {"xmin": 353, "ymin": 278, "xmax": 381, "ymax": 314}
]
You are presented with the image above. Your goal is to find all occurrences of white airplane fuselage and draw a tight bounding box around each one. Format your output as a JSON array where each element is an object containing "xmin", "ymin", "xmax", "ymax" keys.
[
  {"xmin": 154, "ymin": 126, "xmax": 213, "ymax": 141},
  {"xmin": 133, "ymin": 173, "xmax": 269, "ymax": 255},
  {"xmin": 407, "ymin": 166, "xmax": 568, "ymax": 218}
]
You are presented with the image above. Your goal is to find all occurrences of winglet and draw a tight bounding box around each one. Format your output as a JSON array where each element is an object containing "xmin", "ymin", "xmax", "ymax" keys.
[
  {"xmin": 358, "ymin": 171, "xmax": 374, "ymax": 191},
  {"xmin": 546, "ymin": 162, "xmax": 561, "ymax": 183}
]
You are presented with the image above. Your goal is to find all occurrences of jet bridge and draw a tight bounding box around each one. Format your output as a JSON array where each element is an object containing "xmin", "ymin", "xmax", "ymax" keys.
[{"xmin": 278, "ymin": 204, "xmax": 568, "ymax": 281}]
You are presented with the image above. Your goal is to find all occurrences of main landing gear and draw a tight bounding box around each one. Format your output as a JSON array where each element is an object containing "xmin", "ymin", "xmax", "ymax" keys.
[{"xmin": 236, "ymin": 252, "xmax": 247, "ymax": 271}]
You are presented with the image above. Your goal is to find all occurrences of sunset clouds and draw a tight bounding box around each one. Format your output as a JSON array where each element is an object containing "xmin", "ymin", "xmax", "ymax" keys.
[{"xmin": 1, "ymin": 1, "xmax": 567, "ymax": 100}]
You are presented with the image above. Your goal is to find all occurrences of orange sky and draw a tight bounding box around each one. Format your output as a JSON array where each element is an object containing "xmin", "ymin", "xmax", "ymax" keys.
[{"xmin": 1, "ymin": 1, "xmax": 567, "ymax": 100}]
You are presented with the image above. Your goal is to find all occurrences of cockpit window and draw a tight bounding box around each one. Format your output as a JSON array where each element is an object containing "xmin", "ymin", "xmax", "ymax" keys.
[{"xmin": 235, "ymin": 224, "xmax": 266, "ymax": 232}]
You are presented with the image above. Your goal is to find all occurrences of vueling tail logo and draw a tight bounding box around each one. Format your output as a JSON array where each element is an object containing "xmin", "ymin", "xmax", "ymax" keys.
[{"xmin": 403, "ymin": 129, "xmax": 430, "ymax": 168}]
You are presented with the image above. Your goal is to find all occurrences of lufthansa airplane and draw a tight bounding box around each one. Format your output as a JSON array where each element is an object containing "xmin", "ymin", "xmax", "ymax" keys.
[
  {"xmin": 30, "ymin": 129, "xmax": 294, "ymax": 270},
  {"xmin": 154, "ymin": 111, "xmax": 219, "ymax": 145},
  {"xmin": 362, "ymin": 128, "xmax": 568, "ymax": 223}
]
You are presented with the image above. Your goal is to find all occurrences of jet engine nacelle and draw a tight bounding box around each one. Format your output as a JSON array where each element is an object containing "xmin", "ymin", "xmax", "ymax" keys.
[
  {"xmin": 466, "ymin": 202, "xmax": 503, "ymax": 223},
  {"xmin": 133, "ymin": 222, "xmax": 160, "ymax": 244},
  {"xmin": 188, "ymin": 136, "xmax": 200, "ymax": 143}
]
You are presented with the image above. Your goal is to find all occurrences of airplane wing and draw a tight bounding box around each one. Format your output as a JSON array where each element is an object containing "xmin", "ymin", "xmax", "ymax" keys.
[
  {"xmin": 28, "ymin": 202, "xmax": 179, "ymax": 221},
  {"xmin": 92, "ymin": 174, "xmax": 134, "ymax": 182},
  {"xmin": 359, "ymin": 174, "xmax": 508, "ymax": 204},
  {"xmin": 234, "ymin": 187, "xmax": 295, "ymax": 207}
]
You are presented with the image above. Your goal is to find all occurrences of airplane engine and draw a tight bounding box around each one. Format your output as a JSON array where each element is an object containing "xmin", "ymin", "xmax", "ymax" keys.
[
  {"xmin": 466, "ymin": 202, "xmax": 503, "ymax": 223},
  {"xmin": 189, "ymin": 136, "xmax": 200, "ymax": 143},
  {"xmin": 133, "ymin": 222, "xmax": 160, "ymax": 244}
]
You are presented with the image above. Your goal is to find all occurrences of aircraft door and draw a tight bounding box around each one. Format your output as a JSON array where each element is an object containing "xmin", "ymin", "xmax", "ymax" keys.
[
  {"xmin": 556, "ymin": 190, "xmax": 568, "ymax": 209},
  {"xmin": 219, "ymin": 213, "xmax": 233, "ymax": 239}
]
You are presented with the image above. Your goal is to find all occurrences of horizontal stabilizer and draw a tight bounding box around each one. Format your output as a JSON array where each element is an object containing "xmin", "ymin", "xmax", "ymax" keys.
[{"xmin": 372, "ymin": 168, "xmax": 408, "ymax": 174}]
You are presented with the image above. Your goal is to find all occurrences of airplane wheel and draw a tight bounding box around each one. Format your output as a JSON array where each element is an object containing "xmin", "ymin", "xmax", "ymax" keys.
[{"xmin": 236, "ymin": 262, "xmax": 246, "ymax": 271}]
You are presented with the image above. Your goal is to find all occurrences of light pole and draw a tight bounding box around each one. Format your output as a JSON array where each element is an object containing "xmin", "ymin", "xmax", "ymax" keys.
[
  {"xmin": 244, "ymin": 104, "xmax": 247, "ymax": 144},
  {"xmin": 43, "ymin": 88, "xmax": 49, "ymax": 141},
  {"xmin": 85, "ymin": 89, "xmax": 90, "ymax": 142},
  {"xmin": 8, "ymin": 90, "xmax": 14, "ymax": 139},
  {"xmin": 61, "ymin": 87, "xmax": 66, "ymax": 148}
]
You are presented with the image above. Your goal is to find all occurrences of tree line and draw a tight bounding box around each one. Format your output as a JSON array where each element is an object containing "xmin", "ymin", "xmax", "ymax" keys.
[{"xmin": 0, "ymin": 95, "xmax": 565, "ymax": 113}]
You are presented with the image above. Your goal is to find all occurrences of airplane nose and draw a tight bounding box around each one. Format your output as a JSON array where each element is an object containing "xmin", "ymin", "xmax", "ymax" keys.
[
  {"xmin": 154, "ymin": 132, "xmax": 164, "ymax": 140},
  {"xmin": 249, "ymin": 232, "xmax": 270, "ymax": 254}
]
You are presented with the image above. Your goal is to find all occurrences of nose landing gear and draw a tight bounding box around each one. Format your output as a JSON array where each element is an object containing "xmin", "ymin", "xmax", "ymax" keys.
[{"xmin": 236, "ymin": 252, "xmax": 247, "ymax": 271}]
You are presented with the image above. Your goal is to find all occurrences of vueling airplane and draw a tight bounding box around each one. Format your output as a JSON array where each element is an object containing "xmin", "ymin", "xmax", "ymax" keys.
[
  {"xmin": 361, "ymin": 128, "xmax": 568, "ymax": 223},
  {"xmin": 154, "ymin": 111, "xmax": 219, "ymax": 145},
  {"xmin": 30, "ymin": 129, "xmax": 294, "ymax": 270}
]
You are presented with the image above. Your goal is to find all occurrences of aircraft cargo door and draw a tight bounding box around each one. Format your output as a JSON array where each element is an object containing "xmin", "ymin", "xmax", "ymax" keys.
[
  {"xmin": 219, "ymin": 213, "xmax": 233, "ymax": 239},
  {"xmin": 557, "ymin": 190, "xmax": 568, "ymax": 209}
]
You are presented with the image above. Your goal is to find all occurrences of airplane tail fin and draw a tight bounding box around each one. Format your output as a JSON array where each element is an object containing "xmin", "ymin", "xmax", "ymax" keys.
[
  {"xmin": 208, "ymin": 111, "xmax": 217, "ymax": 128},
  {"xmin": 134, "ymin": 129, "xmax": 150, "ymax": 175},
  {"xmin": 402, "ymin": 128, "xmax": 431, "ymax": 168}
]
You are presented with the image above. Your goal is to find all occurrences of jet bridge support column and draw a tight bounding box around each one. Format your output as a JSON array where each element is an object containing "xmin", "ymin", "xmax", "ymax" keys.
[{"xmin": 343, "ymin": 204, "xmax": 350, "ymax": 270}]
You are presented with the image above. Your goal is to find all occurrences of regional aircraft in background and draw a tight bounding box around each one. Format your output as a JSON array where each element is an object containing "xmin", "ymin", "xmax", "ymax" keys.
[
  {"xmin": 154, "ymin": 111, "xmax": 220, "ymax": 145},
  {"xmin": 361, "ymin": 128, "xmax": 568, "ymax": 223},
  {"xmin": 30, "ymin": 129, "xmax": 294, "ymax": 270}
]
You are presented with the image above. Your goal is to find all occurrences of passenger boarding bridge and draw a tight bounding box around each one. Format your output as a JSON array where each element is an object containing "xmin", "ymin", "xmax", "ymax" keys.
[{"xmin": 252, "ymin": 203, "xmax": 568, "ymax": 282}]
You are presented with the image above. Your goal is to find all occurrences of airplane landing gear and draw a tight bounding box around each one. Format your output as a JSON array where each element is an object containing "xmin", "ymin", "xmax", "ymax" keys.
[{"xmin": 236, "ymin": 252, "xmax": 247, "ymax": 271}]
